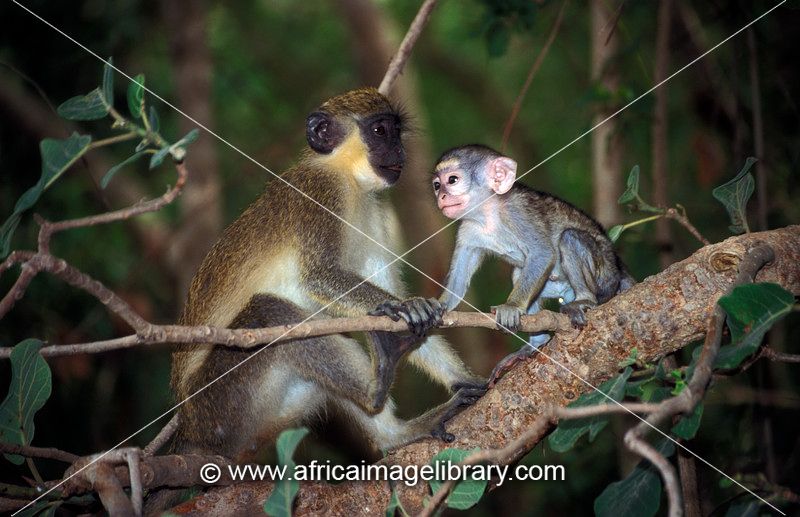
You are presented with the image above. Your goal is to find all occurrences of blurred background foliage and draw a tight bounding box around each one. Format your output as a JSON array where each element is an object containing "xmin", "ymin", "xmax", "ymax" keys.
[{"xmin": 1, "ymin": 0, "xmax": 798, "ymax": 514}]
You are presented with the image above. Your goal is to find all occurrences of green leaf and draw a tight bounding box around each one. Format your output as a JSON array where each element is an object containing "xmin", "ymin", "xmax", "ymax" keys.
[
  {"xmin": 385, "ymin": 490, "xmax": 401, "ymax": 517},
  {"xmin": 618, "ymin": 166, "xmax": 640, "ymax": 204},
  {"xmin": 263, "ymin": 427, "xmax": 309, "ymax": 517},
  {"xmin": 618, "ymin": 348, "xmax": 638, "ymax": 368},
  {"xmin": 57, "ymin": 88, "xmax": 109, "ymax": 120},
  {"xmin": 148, "ymin": 106, "xmax": 160, "ymax": 133},
  {"xmin": 429, "ymin": 448, "xmax": 487, "ymax": 510},
  {"xmin": 594, "ymin": 440, "xmax": 675, "ymax": 517},
  {"xmin": 149, "ymin": 146, "xmax": 171, "ymax": 170},
  {"xmin": 608, "ymin": 225, "xmax": 624, "ymax": 243},
  {"xmin": 102, "ymin": 58, "xmax": 114, "ymax": 108},
  {"xmin": 548, "ymin": 368, "xmax": 632, "ymax": 452},
  {"xmin": 40, "ymin": 133, "xmax": 93, "ymax": 190},
  {"xmin": 0, "ymin": 339, "xmax": 52, "ymax": 465},
  {"xmin": 715, "ymin": 283, "xmax": 794, "ymax": 369},
  {"xmin": 101, "ymin": 152, "xmax": 146, "ymax": 189},
  {"xmin": 671, "ymin": 403, "xmax": 703, "ymax": 440},
  {"xmin": 1, "ymin": 133, "xmax": 91, "ymax": 257},
  {"xmin": 127, "ymin": 74, "xmax": 145, "ymax": 119},
  {"xmin": 712, "ymin": 157, "xmax": 756, "ymax": 234}
]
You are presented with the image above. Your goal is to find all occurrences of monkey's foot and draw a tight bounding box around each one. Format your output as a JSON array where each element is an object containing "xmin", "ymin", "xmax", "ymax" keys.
[
  {"xmin": 491, "ymin": 304, "xmax": 524, "ymax": 330},
  {"xmin": 429, "ymin": 385, "xmax": 486, "ymax": 442},
  {"xmin": 559, "ymin": 300, "xmax": 595, "ymax": 328},
  {"xmin": 370, "ymin": 297, "xmax": 444, "ymax": 338},
  {"xmin": 488, "ymin": 345, "xmax": 538, "ymax": 388}
]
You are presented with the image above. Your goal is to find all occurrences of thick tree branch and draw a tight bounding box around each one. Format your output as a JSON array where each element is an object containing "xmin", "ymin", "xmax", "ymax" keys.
[{"xmin": 172, "ymin": 227, "xmax": 800, "ymax": 515}]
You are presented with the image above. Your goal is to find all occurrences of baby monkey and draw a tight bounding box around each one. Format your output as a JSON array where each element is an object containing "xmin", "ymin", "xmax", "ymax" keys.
[{"xmin": 432, "ymin": 145, "xmax": 635, "ymax": 381}]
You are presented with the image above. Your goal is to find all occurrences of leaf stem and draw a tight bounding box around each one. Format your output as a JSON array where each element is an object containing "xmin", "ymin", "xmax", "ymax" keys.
[{"xmin": 87, "ymin": 132, "xmax": 138, "ymax": 150}]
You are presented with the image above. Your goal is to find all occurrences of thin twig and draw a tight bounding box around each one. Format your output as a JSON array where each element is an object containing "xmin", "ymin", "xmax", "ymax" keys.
[
  {"xmin": 760, "ymin": 347, "xmax": 800, "ymax": 363},
  {"xmin": 378, "ymin": 0, "xmax": 438, "ymax": 95},
  {"xmin": 663, "ymin": 207, "xmax": 710, "ymax": 246},
  {"xmin": 143, "ymin": 414, "xmax": 179, "ymax": 456},
  {"xmin": 0, "ymin": 309, "xmax": 570, "ymax": 359},
  {"xmin": 501, "ymin": 0, "xmax": 568, "ymax": 152}
]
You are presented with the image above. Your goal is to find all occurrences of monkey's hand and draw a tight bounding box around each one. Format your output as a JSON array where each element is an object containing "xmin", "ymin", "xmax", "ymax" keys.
[
  {"xmin": 560, "ymin": 300, "xmax": 596, "ymax": 328},
  {"xmin": 491, "ymin": 303, "xmax": 524, "ymax": 331},
  {"xmin": 429, "ymin": 385, "xmax": 487, "ymax": 443},
  {"xmin": 370, "ymin": 297, "xmax": 444, "ymax": 338}
]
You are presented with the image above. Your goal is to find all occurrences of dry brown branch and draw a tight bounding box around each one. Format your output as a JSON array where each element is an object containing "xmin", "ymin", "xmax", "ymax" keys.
[
  {"xmin": 173, "ymin": 227, "xmax": 800, "ymax": 515},
  {"xmin": 144, "ymin": 415, "xmax": 180, "ymax": 456},
  {"xmin": 663, "ymin": 207, "xmax": 711, "ymax": 246},
  {"xmin": 761, "ymin": 347, "xmax": 800, "ymax": 363},
  {"xmin": 501, "ymin": 0, "xmax": 567, "ymax": 152},
  {"xmin": 0, "ymin": 441, "xmax": 79, "ymax": 464},
  {"xmin": 378, "ymin": 0, "xmax": 438, "ymax": 95},
  {"xmin": 0, "ymin": 309, "xmax": 568, "ymax": 359}
]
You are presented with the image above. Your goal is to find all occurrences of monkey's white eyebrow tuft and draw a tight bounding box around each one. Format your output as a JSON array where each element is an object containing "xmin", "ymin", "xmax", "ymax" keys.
[{"xmin": 435, "ymin": 159, "xmax": 460, "ymax": 173}]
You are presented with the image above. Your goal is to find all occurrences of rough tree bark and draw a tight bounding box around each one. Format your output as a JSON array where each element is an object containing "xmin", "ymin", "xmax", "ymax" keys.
[
  {"xmin": 161, "ymin": 0, "xmax": 222, "ymax": 300},
  {"xmin": 171, "ymin": 226, "xmax": 800, "ymax": 515},
  {"xmin": 590, "ymin": 0, "xmax": 624, "ymax": 227}
]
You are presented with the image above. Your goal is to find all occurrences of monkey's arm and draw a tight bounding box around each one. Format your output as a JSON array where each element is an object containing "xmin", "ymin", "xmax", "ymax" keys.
[
  {"xmin": 493, "ymin": 251, "xmax": 555, "ymax": 329},
  {"xmin": 439, "ymin": 245, "xmax": 485, "ymax": 311}
]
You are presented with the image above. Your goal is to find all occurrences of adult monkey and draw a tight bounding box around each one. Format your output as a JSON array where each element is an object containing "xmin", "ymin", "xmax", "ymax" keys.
[{"xmin": 169, "ymin": 89, "xmax": 485, "ymax": 465}]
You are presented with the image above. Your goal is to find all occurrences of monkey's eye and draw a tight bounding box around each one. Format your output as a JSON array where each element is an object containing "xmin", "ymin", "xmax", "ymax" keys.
[
  {"xmin": 447, "ymin": 176, "xmax": 459, "ymax": 185},
  {"xmin": 433, "ymin": 181, "xmax": 441, "ymax": 191},
  {"xmin": 372, "ymin": 124, "xmax": 387, "ymax": 137}
]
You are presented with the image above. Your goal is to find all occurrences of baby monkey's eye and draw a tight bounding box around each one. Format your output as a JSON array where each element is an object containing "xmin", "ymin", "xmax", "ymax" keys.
[
  {"xmin": 373, "ymin": 125, "xmax": 386, "ymax": 137},
  {"xmin": 433, "ymin": 181, "xmax": 441, "ymax": 190},
  {"xmin": 448, "ymin": 176, "xmax": 459, "ymax": 184}
]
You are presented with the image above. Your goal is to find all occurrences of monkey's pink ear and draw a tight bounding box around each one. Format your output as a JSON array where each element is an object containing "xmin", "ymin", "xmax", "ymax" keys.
[{"xmin": 488, "ymin": 157, "xmax": 517, "ymax": 195}]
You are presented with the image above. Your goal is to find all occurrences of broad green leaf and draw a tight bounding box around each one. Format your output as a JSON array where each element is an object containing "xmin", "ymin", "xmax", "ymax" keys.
[
  {"xmin": 671, "ymin": 402, "xmax": 703, "ymax": 440},
  {"xmin": 548, "ymin": 368, "xmax": 632, "ymax": 452},
  {"xmin": 57, "ymin": 88, "xmax": 109, "ymax": 120},
  {"xmin": 594, "ymin": 440, "xmax": 675, "ymax": 517},
  {"xmin": 40, "ymin": 133, "xmax": 93, "ymax": 189},
  {"xmin": 608, "ymin": 225, "xmax": 624, "ymax": 242},
  {"xmin": 429, "ymin": 448, "xmax": 487, "ymax": 510},
  {"xmin": 0, "ymin": 340, "xmax": 52, "ymax": 465},
  {"xmin": 101, "ymin": 152, "xmax": 146, "ymax": 189},
  {"xmin": 712, "ymin": 157, "xmax": 756, "ymax": 234},
  {"xmin": 618, "ymin": 166, "xmax": 640, "ymax": 204},
  {"xmin": 127, "ymin": 74, "xmax": 145, "ymax": 119},
  {"xmin": 0, "ymin": 133, "xmax": 91, "ymax": 257},
  {"xmin": 263, "ymin": 427, "xmax": 309, "ymax": 517},
  {"xmin": 102, "ymin": 58, "xmax": 114, "ymax": 108},
  {"xmin": 715, "ymin": 283, "xmax": 794, "ymax": 369}
]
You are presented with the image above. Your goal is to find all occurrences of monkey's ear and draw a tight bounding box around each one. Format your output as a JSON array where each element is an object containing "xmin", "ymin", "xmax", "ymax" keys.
[
  {"xmin": 306, "ymin": 112, "xmax": 342, "ymax": 154},
  {"xmin": 488, "ymin": 157, "xmax": 517, "ymax": 194}
]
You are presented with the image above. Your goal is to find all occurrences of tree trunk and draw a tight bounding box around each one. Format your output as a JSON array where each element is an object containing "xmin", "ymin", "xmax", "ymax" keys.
[
  {"xmin": 161, "ymin": 0, "xmax": 222, "ymax": 301},
  {"xmin": 590, "ymin": 0, "xmax": 624, "ymax": 227}
]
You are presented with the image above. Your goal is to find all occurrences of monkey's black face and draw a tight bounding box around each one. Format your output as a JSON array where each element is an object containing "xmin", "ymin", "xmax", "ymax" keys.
[{"xmin": 361, "ymin": 113, "xmax": 405, "ymax": 185}]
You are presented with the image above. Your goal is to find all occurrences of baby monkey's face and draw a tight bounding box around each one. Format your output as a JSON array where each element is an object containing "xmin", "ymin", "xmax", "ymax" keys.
[{"xmin": 432, "ymin": 159, "xmax": 472, "ymax": 219}]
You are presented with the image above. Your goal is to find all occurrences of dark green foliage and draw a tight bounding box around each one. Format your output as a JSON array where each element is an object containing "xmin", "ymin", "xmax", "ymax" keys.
[
  {"xmin": 548, "ymin": 368, "xmax": 632, "ymax": 452},
  {"xmin": 594, "ymin": 440, "xmax": 676, "ymax": 517},
  {"xmin": 263, "ymin": 427, "xmax": 309, "ymax": 517},
  {"xmin": 429, "ymin": 448, "xmax": 487, "ymax": 510},
  {"xmin": 0, "ymin": 339, "xmax": 52, "ymax": 465},
  {"xmin": 715, "ymin": 283, "xmax": 794, "ymax": 369},
  {"xmin": 712, "ymin": 158, "xmax": 756, "ymax": 234}
]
